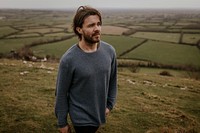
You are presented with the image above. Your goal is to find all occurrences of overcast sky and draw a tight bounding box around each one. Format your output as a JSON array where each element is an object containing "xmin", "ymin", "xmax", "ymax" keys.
[{"xmin": 0, "ymin": 0, "xmax": 200, "ymax": 9}]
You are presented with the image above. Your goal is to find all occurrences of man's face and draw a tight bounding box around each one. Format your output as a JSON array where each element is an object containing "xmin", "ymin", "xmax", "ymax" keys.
[{"xmin": 78, "ymin": 15, "xmax": 101, "ymax": 44}]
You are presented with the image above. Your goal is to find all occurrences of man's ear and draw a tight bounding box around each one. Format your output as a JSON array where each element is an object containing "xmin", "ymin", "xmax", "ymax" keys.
[{"xmin": 76, "ymin": 27, "xmax": 82, "ymax": 34}]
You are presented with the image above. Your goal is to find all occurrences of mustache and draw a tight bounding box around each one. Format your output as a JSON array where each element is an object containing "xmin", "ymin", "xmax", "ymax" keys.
[{"xmin": 93, "ymin": 32, "xmax": 101, "ymax": 36}]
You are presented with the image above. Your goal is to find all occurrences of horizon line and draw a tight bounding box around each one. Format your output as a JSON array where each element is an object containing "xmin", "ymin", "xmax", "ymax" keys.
[{"xmin": 0, "ymin": 7, "xmax": 200, "ymax": 11}]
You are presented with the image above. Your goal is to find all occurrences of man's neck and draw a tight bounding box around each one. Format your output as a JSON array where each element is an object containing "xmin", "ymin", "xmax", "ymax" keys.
[{"xmin": 78, "ymin": 41, "xmax": 99, "ymax": 53}]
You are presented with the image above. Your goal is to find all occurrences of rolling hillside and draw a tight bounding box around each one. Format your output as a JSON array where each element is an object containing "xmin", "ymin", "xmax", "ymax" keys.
[{"xmin": 0, "ymin": 59, "xmax": 200, "ymax": 133}]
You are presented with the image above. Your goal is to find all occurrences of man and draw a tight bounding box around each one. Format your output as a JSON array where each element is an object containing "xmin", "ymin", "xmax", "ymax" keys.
[{"xmin": 55, "ymin": 6, "xmax": 117, "ymax": 133}]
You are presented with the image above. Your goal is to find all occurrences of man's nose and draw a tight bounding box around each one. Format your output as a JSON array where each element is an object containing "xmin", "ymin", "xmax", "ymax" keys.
[{"xmin": 94, "ymin": 25, "xmax": 101, "ymax": 31}]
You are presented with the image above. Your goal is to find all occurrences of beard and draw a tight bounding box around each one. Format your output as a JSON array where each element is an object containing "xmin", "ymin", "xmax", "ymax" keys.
[{"xmin": 82, "ymin": 31, "xmax": 101, "ymax": 45}]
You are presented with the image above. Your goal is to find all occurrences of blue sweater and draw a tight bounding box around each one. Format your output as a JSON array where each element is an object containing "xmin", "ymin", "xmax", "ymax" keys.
[{"xmin": 55, "ymin": 41, "xmax": 117, "ymax": 128}]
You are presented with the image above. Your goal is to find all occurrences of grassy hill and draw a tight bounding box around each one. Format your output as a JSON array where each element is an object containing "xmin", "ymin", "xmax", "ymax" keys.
[{"xmin": 0, "ymin": 59, "xmax": 200, "ymax": 133}]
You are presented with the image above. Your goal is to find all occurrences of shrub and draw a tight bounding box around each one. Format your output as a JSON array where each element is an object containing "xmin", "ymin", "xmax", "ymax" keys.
[
  {"xmin": 187, "ymin": 71, "xmax": 200, "ymax": 80},
  {"xmin": 128, "ymin": 66, "xmax": 140, "ymax": 73},
  {"xmin": 16, "ymin": 46, "xmax": 34, "ymax": 61},
  {"xmin": 159, "ymin": 71, "xmax": 173, "ymax": 76}
]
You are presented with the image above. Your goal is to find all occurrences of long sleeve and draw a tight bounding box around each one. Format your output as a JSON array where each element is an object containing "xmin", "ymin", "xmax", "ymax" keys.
[
  {"xmin": 106, "ymin": 52, "xmax": 117, "ymax": 110},
  {"xmin": 55, "ymin": 60, "xmax": 73, "ymax": 128}
]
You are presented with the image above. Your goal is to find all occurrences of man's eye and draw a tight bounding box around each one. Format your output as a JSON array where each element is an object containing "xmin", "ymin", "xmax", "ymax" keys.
[
  {"xmin": 88, "ymin": 24, "xmax": 94, "ymax": 27},
  {"xmin": 98, "ymin": 22, "xmax": 102, "ymax": 26}
]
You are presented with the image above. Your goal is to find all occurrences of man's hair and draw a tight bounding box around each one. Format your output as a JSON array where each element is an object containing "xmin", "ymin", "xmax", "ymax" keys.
[{"xmin": 73, "ymin": 6, "xmax": 102, "ymax": 39}]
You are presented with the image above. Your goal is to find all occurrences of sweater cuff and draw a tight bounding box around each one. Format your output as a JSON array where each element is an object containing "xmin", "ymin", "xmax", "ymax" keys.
[
  {"xmin": 58, "ymin": 123, "xmax": 68, "ymax": 128},
  {"xmin": 106, "ymin": 105, "xmax": 113, "ymax": 111}
]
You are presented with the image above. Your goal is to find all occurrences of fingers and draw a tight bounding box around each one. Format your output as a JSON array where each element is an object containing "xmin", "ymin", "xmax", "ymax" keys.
[
  {"xmin": 59, "ymin": 125, "xmax": 71, "ymax": 133},
  {"xmin": 105, "ymin": 108, "xmax": 110, "ymax": 116}
]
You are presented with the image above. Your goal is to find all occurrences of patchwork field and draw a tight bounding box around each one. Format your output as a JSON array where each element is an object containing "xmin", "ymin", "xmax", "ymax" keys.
[{"xmin": 0, "ymin": 9, "xmax": 199, "ymax": 69}]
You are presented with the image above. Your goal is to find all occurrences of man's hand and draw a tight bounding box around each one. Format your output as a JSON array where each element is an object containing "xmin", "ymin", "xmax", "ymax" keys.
[
  {"xmin": 105, "ymin": 108, "xmax": 110, "ymax": 116},
  {"xmin": 59, "ymin": 125, "xmax": 71, "ymax": 133}
]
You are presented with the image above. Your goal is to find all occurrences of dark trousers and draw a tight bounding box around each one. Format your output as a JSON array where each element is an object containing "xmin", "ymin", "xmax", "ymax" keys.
[{"xmin": 74, "ymin": 126, "xmax": 99, "ymax": 133}]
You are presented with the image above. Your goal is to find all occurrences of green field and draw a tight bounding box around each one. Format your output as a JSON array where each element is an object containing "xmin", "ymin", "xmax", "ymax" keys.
[
  {"xmin": 121, "ymin": 40, "xmax": 200, "ymax": 67},
  {"xmin": 32, "ymin": 37, "xmax": 77, "ymax": 58},
  {"xmin": 21, "ymin": 27, "xmax": 64, "ymax": 34},
  {"xmin": 102, "ymin": 35, "xmax": 145, "ymax": 56},
  {"xmin": 8, "ymin": 33, "xmax": 41, "ymax": 38},
  {"xmin": 131, "ymin": 32, "xmax": 180, "ymax": 43},
  {"xmin": 182, "ymin": 34, "xmax": 200, "ymax": 44},
  {"xmin": 0, "ymin": 36, "xmax": 58, "ymax": 54},
  {"xmin": 0, "ymin": 59, "xmax": 200, "ymax": 133},
  {"xmin": 0, "ymin": 26, "xmax": 18, "ymax": 37}
]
